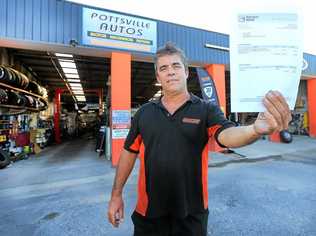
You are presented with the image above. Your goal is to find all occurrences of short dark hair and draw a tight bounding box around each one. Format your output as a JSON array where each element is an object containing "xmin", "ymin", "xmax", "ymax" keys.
[{"xmin": 154, "ymin": 42, "xmax": 188, "ymax": 73}]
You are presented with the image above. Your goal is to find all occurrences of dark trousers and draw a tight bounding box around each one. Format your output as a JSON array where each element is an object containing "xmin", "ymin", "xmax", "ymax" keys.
[{"xmin": 131, "ymin": 210, "xmax": 209, "ymax": 236}]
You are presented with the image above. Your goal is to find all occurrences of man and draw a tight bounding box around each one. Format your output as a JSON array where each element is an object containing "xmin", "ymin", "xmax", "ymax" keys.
[{"xmin": 108, "ymin": 42, "xmax": 291, "ymax": 236}]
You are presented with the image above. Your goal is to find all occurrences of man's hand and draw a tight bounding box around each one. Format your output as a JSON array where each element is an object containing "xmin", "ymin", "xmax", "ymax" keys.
[
  {"xmin": 106, "ymin": 149, "xmax": 137, "ymax": 228},
  {"xmin": 108, "ymin": 194, "xmax": 124, "ymax": 227},
  {"xmin": 254, "ymin": 90, "xmax": 292, "ymax": 135}
]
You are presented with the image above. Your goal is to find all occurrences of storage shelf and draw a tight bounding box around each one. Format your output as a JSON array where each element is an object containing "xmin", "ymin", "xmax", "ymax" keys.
[
  {"xmin": 0, "ymin": 82, "xmax": 47, "ymax": 102},
  {"xmin": 0, "ymin": 104, "xmax": 46, "ymax": 112},
  {"xmin": 0, "ymin": 81, "xmax": 48, "ymax": 113}
]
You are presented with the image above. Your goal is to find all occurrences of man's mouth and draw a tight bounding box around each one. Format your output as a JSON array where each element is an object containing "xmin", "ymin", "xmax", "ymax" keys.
[{"xmin": 167, "ymin": 79, "xmax": 179, "ymax": 83}]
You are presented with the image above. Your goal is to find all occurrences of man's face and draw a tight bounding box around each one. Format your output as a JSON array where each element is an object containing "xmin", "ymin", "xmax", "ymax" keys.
[{"xmin": 156, "ymin": 54, "xmax": 188, "ymax": 95}]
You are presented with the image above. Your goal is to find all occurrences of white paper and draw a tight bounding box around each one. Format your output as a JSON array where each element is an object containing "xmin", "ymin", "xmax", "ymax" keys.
[
  {"xmin": 112, "ymin": 128, "xmax": 129, "ymax": 139},
  {"xmin": 230, "ymin": 11, "xmax": 303, "ymax": 112}
]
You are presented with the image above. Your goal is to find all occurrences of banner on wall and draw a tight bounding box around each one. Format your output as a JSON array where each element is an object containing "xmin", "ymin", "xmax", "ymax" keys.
[
  {"xmin": 196, "ymin": 68, "xmax": 219, "ymax": 106},
  {"xmin": 82, "ymin": 7, "xmax": 157, "ymax": 53}
]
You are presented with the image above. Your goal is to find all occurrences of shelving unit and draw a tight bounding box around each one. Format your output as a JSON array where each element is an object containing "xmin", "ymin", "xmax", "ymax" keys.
[{"xmin": 0, "ymin": 82, "xmax": 48, "ymax": 112}]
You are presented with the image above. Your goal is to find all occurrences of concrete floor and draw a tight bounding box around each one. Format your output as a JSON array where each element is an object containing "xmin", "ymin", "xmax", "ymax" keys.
[{"xmin": 0, "ymin": 136, "xmax": 316, "ymax": 236}]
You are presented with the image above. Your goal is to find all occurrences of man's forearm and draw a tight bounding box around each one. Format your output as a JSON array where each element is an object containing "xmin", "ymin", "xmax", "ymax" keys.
[
  {"xmin": 111, "ymin": 149, "xmax": 137, "ymax": 197},
  {"xmin": 217, "ymin": 125, "xmax": 262, "ymax": 148}
]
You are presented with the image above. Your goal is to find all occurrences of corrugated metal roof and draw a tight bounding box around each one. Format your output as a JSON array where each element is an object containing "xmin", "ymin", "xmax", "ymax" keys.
[
  {"xmin": 157, "ymin": 21, "xmax": 229, "ymax": 65},
  {"xmin": 0, "ymin": 0, "xmax": 81, "ymax": 45},
  {"xmin": 0, "ymin": 0, "xmax": 315, "ymax": 75}
]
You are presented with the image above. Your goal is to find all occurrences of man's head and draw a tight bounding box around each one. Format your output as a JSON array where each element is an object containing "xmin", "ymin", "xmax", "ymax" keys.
[{"xmin": 154, "ymin": 42, "xmax": 189, "ymax": 95}]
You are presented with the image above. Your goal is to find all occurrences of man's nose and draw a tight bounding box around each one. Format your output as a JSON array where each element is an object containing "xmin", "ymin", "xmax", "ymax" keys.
[{"xmin": 167, "ymin": 66, "xmax": 176, "ymax": 75}]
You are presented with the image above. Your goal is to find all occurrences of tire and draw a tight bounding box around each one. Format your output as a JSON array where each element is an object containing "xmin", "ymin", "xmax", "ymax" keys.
[
  {"xmin": 0, "ymin": 88, "xmax": 8, "ymax": 104},
  {"xmin": 8, "ymin": 91, "xmax": 24, "ymax": 106},
  {"xmin": 0, "ymin": 149, "xmax": 10, "ymax": 169},
  {"xmin": 280, "ymin": 130, "xmax": 293, "ymax": 143}
]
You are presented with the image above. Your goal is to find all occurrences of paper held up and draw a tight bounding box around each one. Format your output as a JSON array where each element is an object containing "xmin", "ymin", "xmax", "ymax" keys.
[{"xmin": 230, "ymin": 11, "xmax": 303, "ymax": 112}]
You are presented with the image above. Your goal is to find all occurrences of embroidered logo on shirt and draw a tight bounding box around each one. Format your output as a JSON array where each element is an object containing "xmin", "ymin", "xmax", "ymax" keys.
[{"xmin": 182, "ymin": 117, "xmax": 201, "ymax": 124}]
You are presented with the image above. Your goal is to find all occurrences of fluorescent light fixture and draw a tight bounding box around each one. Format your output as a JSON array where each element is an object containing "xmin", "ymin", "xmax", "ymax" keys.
[
  {"xmin": 65, "ymin": 73, "xmax": 79, "ymax": 79},
  {"xmin": 69, "ymin": 83, "xmax": 82, "ymax": 87},
  {"xmin": 67, "ymin": 79, "xmax": 81, "ymax": 82},
  {"xmin": 71, "ymin": 87, "xmax": 84, "ymax": 91},
  {"xmin": 59, "ymin": 61, "xmax": 76, "ymax": 68},
  {"xmin": 58, "ymin": 59, "xmax": 74, "ymax": 63},
  {"xmin": 71, "ymin": 87, "xmax": 83, "ymax": 91},
  {"xmin": 73, "ymin": 91, "xmax": 84, "ymax": 95},
  {"xmin": 55, "ymin": 53, "xmax": 73, "ymax": 58},
  {"xmin": 71, "ymin": 88, "xmax": 83, "ymax": 93},
  {"xmin": 62, "ymin": 68, "xmax": 78, "ymax": 74}
]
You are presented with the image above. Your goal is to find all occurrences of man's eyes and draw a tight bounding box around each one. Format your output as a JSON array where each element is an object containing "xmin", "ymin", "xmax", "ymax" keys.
[
  {"xmin": 173, "ymin": 64, "xmax": 182, "ymax": 69},
  {"xmin": 160, "ymin": 65, "xmax": 182, "ymax": 71}
]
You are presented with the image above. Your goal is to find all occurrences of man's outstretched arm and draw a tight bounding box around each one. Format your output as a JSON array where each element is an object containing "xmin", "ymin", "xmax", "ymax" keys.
[
  {"xmin": 218, "ymin": 90, "xmax": 292, "ymax": 148},
  {"xmin": 108, "ymin": 149, "xmax": 137, "ymax": 227}
]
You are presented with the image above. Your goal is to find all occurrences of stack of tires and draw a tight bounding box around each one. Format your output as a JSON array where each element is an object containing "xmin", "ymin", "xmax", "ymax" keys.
[
  {"xmin": 0, "ymin": 66, "xmax": 48, "ymax": 110},
  {"xmin": 0, "ymin": 66, "xmax": 29, "ymax": 89}
]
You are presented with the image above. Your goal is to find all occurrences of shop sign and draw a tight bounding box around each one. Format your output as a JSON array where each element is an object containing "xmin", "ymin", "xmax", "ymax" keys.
[{"xmin": 82, "ymin": 7, "xmax": 157, "ymax": 53}]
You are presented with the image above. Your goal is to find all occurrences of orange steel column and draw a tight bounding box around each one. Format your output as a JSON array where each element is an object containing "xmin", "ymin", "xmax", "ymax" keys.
[
  {"xmin": 307, "ymin": 79, "xmax": 316, "ymax": 138},
  {"xmin": 205, "ymin": 64, "xmax": 226, "ymax": 152},
  {"xmin": 111, "ymin": 52, "xmax": 131, "ymax": 166}
]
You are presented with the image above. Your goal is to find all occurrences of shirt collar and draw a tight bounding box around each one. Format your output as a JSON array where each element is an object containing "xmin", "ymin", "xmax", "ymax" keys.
[{"xmin": 151, "ymin": 93, "xmax": 199, "ymax": 105}]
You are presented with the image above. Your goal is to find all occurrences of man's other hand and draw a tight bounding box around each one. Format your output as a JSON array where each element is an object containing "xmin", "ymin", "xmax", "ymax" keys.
[{"xmin": 108, "ymin": 194, "xmax": 124, "ymax": 227}]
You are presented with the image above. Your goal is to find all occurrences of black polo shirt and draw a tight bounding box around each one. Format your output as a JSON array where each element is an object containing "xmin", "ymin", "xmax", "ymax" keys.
[{"xmin": 124, "ymin": 93, "xmax": 235, "ymax": 218}]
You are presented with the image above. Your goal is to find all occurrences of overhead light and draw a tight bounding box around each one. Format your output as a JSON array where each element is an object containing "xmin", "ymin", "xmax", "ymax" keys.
[
  {"xmin": 71, "ymin": 87, "xmax": 83, "ymax": 91},
  {"xmin": 69, "ymin": 83, "xmax": 82, "ymax": 87},
  {"xmin": 65, "ymin": 73, "xmax": 79, "ymax": 79},
  {"xmin": 71, "ymin": 87, "xmax": 84, "ymax": 91},
  {"xmin": 155, "ymin": 83, "xmax": 162, "ymax": 86},
  {"xmin": 67, "ymin": 79, "xmax": 81, "ymax": 82},
  {"xmin": 59, "ymin": 61, "xmax": 76, "ymax": 68},
  {"xmin": 63, "ymin": 68, "xmax": 78, "ymax": 74},
  {"xmin": 55, "ymin": 53, "xmax": 73, "ymax": 58},
  {"xmin": 58, "ymin": 59, "xmax": 74, "ymax": 63},
  {"xmin": 73, "ymin": 91, "xmax": 84, "ymax": 95},
  {"xmin": 72, "ymin": 89, "xmax": 84, "ymax": 92}
]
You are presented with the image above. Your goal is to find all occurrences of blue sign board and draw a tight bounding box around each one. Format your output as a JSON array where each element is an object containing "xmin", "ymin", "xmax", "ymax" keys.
[
  {"xmin": 112, "ymin": 110, "xmax": 131, "ymax": 125},
  {"xmin": 82, "ymin": 8, "xmax": 157, "ymax": 53}
]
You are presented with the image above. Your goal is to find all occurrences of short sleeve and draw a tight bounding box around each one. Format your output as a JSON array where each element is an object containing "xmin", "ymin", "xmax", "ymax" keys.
[
  {"xmin": 124, "ymin": 109, "xmax": 143, "ymax": 154},
  {"xmin": 206, "ymin": 102, "xmax": 236, "ymax": 147}
]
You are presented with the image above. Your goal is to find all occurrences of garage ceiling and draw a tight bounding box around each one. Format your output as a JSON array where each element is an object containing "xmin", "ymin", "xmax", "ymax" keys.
[{"xmin": 8, "ymin": 48, "xmax": 202, "ymax": 108}]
